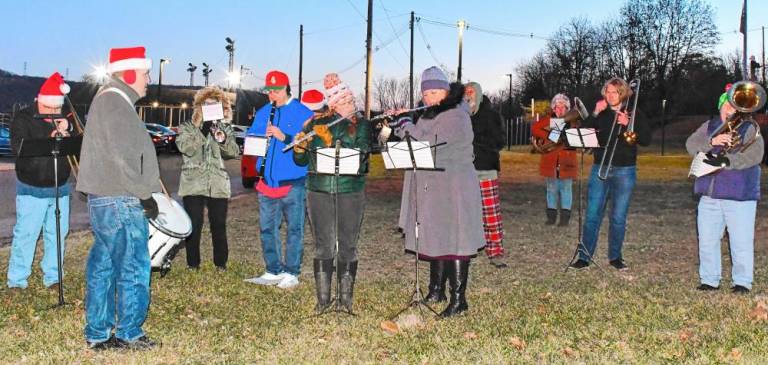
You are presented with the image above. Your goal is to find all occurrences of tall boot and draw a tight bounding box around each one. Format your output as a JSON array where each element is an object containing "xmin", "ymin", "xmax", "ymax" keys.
[
  {"xmin": 545, "ymin": 208, "xmax": 557, "ymax": 225},
  {"xmin": 337, "ymin": 260, "xmax": 358, "ymax": 313},
  {"xmin": 440, "ymin": 260, "xmax": 470, "ymax": 318},
  {"xmin": 558, "ymin": 209, "xmax": 571, "ymax": 227},
  {"xmin": 422, "ymin": 260, "xmax": 447, "ymax": 303},
  {"xmin": 313, "ymin": 258, "xmax": 334, "ymax": 313}
]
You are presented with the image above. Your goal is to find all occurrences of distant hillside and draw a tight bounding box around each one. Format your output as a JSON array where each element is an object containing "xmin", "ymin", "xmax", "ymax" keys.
[{"xmin": 0, "ymin": 69, "xmax": 267, "ymax": 124}]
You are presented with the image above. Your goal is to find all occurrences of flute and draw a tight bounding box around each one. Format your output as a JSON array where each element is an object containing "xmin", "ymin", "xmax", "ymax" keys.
[
  {"xmin": 282, "ymin": 110, "xmax": 360, "ymax": 152},
  {"xmin": 258, "ymin": 101, "xmax": 277, "ymax": 176}
]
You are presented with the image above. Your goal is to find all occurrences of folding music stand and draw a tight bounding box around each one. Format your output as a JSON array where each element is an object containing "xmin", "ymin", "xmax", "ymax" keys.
[
  {"xmin": 560, "ymin": 128, "xmax": 605, "ymax": 272},
  {"xmin": 16, "ymin": 132, "xmax": 82, "ymax": 307},
  {"xmin": 308, "ymin": 140, "xmax": 363, "ymax": 318},
  {"xmin": 383, "ymin": 132, "xmax": 446, "ymax": 320}
]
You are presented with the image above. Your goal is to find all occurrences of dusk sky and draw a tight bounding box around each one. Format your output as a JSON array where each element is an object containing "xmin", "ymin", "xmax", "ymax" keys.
[{"xmin": 1, "ymin": 1, "xmax": 765, "ymax": 94}]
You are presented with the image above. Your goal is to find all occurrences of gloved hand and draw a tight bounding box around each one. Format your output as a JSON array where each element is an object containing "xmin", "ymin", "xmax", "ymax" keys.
[
  {"xmin": 293, "ymin": 132, "xmax": 312, "ymax": 154},
  {"xmin": 201, "ymin": 121, "xmax": 213, "ymax": 137},
  {"xmin": 703, "ymin": 152, "xmax": 730, "ymax": 168},
  {"xmin": 140, "ymin": 197, "xmax": 159, "ymax": 220},
  {"xmin": 313, "ymin": 124, "xmax": 333, "ymax": 147}
]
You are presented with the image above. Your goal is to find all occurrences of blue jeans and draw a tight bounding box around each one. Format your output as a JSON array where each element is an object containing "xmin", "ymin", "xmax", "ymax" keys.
[
  {"xmin": 697, "ymin": 196, "xmax": 756, "ymax": 289},
  {"xmin": 7, "ymin": 193, "xmax": 70, "ymax": 288},
  {"xmin": 258, "ymin": 185, "xmax": 306, "ymax": 276},
  {"xmin": 580, "ymin": 165, "xmax": 636, "ymax": 262},
  {"xmin": 545, "ymin": 178, "xmax": 573, "ymax": 210},
  {"xmin": 84, "ymin": 195, "xmax": 151, "ymax": 343}
]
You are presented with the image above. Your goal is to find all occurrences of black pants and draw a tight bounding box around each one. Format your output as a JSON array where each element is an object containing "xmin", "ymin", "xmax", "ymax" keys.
[
  {"xmin": 183, "ymin": 195, "xmax": 229, "ymax": 268},
  {"xmin": 307, "ymin": 191, "xmax": 365, "ymax": 262}
]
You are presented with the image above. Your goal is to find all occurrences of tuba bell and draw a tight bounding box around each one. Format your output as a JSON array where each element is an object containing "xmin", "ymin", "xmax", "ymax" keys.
[{"xmin": 708, "ymin": 80, "xmax": 766, "ymax": 154}]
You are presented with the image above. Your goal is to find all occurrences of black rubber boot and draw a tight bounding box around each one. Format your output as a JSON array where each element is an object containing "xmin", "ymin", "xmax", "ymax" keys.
[
  {"xmin": 558, "ymin": 209, "xmax": 571, "ymax": 226},
  {"xmin": 313, "ymin": 258, "xmax": 334, "ymax": 313},
  {"xmin": 337, "ymin": 260, "xmax": 358, "ymax": 313},
  {"xmin": 422, "ymin": 260, "xmax": 447, "ymax": 303},
  {"xmin": 545, "ymin": 208, "xmax": 557, "ymax": 225},
  {"xmin": 439, "ymin": 260, "xmax": 470, "ymax": 318}
]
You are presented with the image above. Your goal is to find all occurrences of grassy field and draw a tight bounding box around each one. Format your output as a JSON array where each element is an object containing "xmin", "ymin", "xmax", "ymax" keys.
[{"xmin": 2, "ymin": 151, "xmax": 768, "ymax": 364}]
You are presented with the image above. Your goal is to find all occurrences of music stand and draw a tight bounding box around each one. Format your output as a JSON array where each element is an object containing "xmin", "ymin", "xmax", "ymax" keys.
[
  {"xmin": 560, "ymin": 128, "xmax": 605, "ymax": 272},
  {"xmin": 16, "ymin": 131, "xmax": 82, "ymax": 307},
  {"xmin": 308, "ymin": 140, "xmax": 363, "ymax": 318},
  {"xmin": 383, "ymin": 132, "xmax": 446, "ymax": 320}
]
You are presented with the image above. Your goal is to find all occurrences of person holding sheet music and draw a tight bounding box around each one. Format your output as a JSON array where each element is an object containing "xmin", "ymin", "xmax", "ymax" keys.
[
  {"xmin": 176, "ymin": 86, "xmax": 239, "ymax": 271},
  {"xmin": 388, "ymin": 66, "xmax": 485, "ymax": 318},
  {"xmin": 531, "ymin": 94, "xmax": 578, "ymax": 227},
  {"xmin": 569, "ymin": 78, "xmax": 650, "ymax": 271},
  {"xmin": 293, "ymin": 82, "xmax": 370, "ymax": 313},
  {"xmin": 685, "ymin": 84, "xmax": 763, "ymax": 294}
]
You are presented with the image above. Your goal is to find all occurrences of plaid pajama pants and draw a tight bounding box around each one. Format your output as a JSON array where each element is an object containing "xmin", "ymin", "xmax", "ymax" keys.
[{"xmin": 479, "ymin": 178, "xmax": 504, "ymax": 258}]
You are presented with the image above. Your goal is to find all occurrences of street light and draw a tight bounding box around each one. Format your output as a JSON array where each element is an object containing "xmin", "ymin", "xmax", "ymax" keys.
[
  {"xmin": 202, "ymin": 62, "xmax": 212, "ymax": 86},
  {"xmin": 225, "ymin": 37, "xmax": 235, "ymax": 89},
  {"xmin": 158, "ymin": 58, "xmax": 170, "ymax": 101},
  {"xmin": 90, "ymin": 65, "xmax": 109, "ymax": 84},
  {"xmin": 187, "ymin": 63, "xmax": 197, "ymax": 86}
]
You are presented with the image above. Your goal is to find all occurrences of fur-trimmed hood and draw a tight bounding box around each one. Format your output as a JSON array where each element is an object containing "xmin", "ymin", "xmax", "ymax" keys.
[
  {"xmin": 191, "ymin": 86, "xmax": 234, "ymax": 124},
  {"xmin": 421, "ymin": 82, "xmax": 466, "ymax": 120}
]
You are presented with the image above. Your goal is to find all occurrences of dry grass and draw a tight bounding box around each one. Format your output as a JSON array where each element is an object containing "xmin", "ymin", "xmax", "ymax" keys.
[{"xmin": 2, "ymin": 151, "xmax": 768, "ymax": 364}]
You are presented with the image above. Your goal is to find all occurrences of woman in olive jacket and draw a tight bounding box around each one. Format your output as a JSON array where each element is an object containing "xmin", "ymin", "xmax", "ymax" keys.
[
  {"xmin": 176, "ymin": 87, "xmax": 240, "ymax": 270},
  {"xmin": 293, "ymin": 96, "xmax": 370, "ymax": 314}
]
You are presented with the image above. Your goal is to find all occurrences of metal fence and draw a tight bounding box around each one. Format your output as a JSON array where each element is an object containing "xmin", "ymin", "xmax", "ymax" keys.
[{"xmin": 505, "ymin": 116, "xmax": 532, "ymax": 149}]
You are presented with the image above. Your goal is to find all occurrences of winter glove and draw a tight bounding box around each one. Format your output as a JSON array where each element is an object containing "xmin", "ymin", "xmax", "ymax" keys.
[
  {"xmin": 293, "ymin": 132, "xmax": 311, "ymax": 154},
  {"xmin": 140, "ymin": 197, "xmax": 159, "ymax": 220},
  {"xmin": 703, "ymin": 152, "xmax": 730, "ymax": 168},
  {"xmin": 201, "ymin": 121, "xmax": 213, "ymax": 137},
  {"xmin": 313, "ymin": 124, "xmax": 333, "ymax": 147}
]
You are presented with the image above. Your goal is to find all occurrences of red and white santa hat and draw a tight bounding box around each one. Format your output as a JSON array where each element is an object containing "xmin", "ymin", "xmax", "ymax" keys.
[
  {"xmin": 107, "ymin": 46, "xmax": 152, "ymax": 73},
  {"xmin": 37, "ymin": 72, "xmax": 70, "ymax": 106},
  {"xmin": 301, "ymin": 89, "xmax": 326, "ymax": 111}
]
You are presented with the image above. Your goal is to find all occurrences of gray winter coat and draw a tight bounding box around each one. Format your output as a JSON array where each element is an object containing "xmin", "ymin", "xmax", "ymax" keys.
[
  {"xmin": 395, "ymin": 83, "xmax": 485, "ymax": 257},
  {"xmin": 77, "ymin": 77, "xmax": 161, "ymax": 200}
]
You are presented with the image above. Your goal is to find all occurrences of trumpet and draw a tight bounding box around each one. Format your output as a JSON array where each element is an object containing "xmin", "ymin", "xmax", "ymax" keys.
[
  {"xmin": 708, "ymin": 80, "xmax": 766, "ymax": 155},
  {"xmin": 530, "ymin": 97, "xmax": 588, "ymax": 154},
  {"xmin": 210, "ymin": 120, "xmax": 227, "ymax": 144},
  {"xmin": 597, "ymin": 79, "xmax": 640, "ymax": 180}
]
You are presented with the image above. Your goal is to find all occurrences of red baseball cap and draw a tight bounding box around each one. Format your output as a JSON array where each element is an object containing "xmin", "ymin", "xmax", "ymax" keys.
[{"xmin": 264, "ymin": 70, "xmax": 289, "ymax": 90}]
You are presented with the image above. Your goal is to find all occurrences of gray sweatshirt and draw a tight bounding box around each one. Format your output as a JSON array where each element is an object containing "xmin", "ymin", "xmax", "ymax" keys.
[{"xmin": 76, "ymin": 77, "xmax": 161, "ymax": 200}]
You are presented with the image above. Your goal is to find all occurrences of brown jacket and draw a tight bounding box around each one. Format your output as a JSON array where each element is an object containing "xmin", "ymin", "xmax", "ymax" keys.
[{"xmin": 531, "ymin": 116, "xmax": 578, "ymax": 179}]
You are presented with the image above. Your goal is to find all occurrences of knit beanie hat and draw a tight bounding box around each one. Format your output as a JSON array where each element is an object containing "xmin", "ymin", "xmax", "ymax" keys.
[
  {"xmin": 421, "ymin": 66, "xmax": 449, "ymax": 93},
  {"xmin": 464, "ymin": 82, "xmax": 483, "ymax": 115},
  {"xmin": 551, "ymin": 93, "xmax": 571, "ymax": 111},
  {"xmin": 323, "ymin": 73, "xmax": 356, "ymax": 112},
  {"xmin": 718, "ymin": 83, "xmax": 733, "ymax": 110}
]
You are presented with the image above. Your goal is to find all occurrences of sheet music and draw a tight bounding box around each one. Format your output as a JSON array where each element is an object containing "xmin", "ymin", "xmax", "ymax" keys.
[
  {"xmin": 383, "ymin": 141, "xmax": 435, "ymax": 169},
  {"xmin": 243, "ymin": 136, "xmax": 268, "ymax": 156},
  {"xmin": 316, "ymin": 148, "xmax": 360, "ymax": 175},
  {"xmin": 689, "ymin": 152, "xmax": 723, "ymax": 177},
  {"xmin": 549, "ymin": 118, "xmax": 566, "ymax": 142},
  {"xmin": 202, "ymin": 103, "xmax": 224, "ymax": 122},
  {"xmin": 565, "ymin": 128, "xmax": 599, "ymax": 148}
]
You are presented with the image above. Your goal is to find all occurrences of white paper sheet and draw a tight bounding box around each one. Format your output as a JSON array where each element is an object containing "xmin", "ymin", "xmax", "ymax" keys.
[
  {"xmin": 565, "ymin": 128, "xmax": 599, "ymax": 148},
  {"xmin": 202, "ymin": 103, "xmax": 224, "ymax": 122},
  {"xmin": 382, "ymin": 141, "xmax": 435, "ymax": 169},
  {"xmin": 243, "ymin": 136, "xmax": 268, "ymax": 156},
  {"xmin": 689, "ymin": 152, "xmax": 723, "ymax": 177},
  {"xmin": 315, "ymin": 148, "xmax": 360, "ymax": 175}
]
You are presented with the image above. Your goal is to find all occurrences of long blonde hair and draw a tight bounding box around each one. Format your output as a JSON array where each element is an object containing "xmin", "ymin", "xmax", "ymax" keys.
[{"xmin": 191, "ymin": 86, "xmax": 233, "ymax": 124}]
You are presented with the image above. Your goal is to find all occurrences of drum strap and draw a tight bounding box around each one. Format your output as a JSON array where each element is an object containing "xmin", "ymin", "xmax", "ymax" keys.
[{"xmin": 96, "ymin": 87, "xmax": 132, "ymax": 106}]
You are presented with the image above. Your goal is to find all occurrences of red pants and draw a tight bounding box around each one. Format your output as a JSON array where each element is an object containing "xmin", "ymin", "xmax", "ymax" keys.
[{"xmin": 480, "ymin": 178, "xmax": 504, "ymax": 258}]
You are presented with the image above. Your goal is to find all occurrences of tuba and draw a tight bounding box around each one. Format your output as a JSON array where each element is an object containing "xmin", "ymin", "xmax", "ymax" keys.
[
  {"xmin": 708, "ymin": 80, "xmax": 766, "ymax": 155},
  {"xmin": 531, "ymin": 97, "xmax": 588, "ymax": 153}
]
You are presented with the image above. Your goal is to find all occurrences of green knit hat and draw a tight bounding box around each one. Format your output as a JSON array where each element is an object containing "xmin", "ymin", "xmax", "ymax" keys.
[{"xmin": 717, "ymin": 83, "xmax": 733, "ymax": 110}]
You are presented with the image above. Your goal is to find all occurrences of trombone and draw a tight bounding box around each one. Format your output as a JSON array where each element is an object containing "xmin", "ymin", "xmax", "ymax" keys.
[{"xmin": 597, "ymin": 79, "xmax": 641, "ymax": 180}]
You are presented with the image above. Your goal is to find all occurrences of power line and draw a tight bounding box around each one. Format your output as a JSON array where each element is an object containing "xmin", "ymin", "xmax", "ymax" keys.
[
  {"xmin": 378, "ymin": 0, "xmax": 409, "ymax": 58},
  {"xmin": 417, "ymin": 14, "xmax": 550, "ymax": 41},
  {"xmin": 416, "ymin": 20, "xmax": 450, "ymax": 72}
]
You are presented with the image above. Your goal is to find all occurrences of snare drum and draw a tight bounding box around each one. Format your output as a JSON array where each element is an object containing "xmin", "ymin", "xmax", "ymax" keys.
[{"xmin": 147, "ymin": 193, "xmax": 192, "ymax": 271}]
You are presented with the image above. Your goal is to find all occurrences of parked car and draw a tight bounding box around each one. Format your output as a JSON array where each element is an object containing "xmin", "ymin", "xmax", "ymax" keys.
[
  {"xmin": 145, "ymin": 123, "xmax": 178, "ymax": 153},
  {"xmin": 0, "ymin": 123, "xmax": 12, "ymax": 156}
]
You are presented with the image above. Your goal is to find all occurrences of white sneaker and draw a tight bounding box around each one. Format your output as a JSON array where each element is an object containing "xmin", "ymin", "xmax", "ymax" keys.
[
  {"xmin": 244, "ymin": 272, "xmax": 285, "ymax": 285},
  {"xmin": 276, "ymin": 274, "xmax": 299, "ymax": 289}
]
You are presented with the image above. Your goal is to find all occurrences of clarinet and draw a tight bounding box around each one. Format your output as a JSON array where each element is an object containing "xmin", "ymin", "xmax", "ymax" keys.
[{"xmin": 259, "ymin": 101, "xmax": 278, "ymax": 176}]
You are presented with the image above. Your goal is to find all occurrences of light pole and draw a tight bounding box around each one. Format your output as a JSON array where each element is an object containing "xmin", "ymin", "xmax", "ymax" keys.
[
  {"xmin": 225, "ymin": 37, "xmax": 235, "ymax": 89},
  {"xmin": 661, "ymin": 99, "xmax": 667, "ymax": 156},
  {"xmin": 457, "ymin": 20, "xmax": 467, "ymax": 82},
  {"xmin": 202, "ymin": 63, "xmax": 212, "ymax": 86},
  {"xmin": 187, "ymin": 63, "xmax": 197, "ymax": 87},
  {"xmin": 158, "ymin": 58, "xmax": 170, "ymax": 102}
]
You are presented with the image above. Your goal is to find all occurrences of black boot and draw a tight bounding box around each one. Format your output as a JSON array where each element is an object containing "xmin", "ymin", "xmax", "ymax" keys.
[
  {"xmin": 545, "ymin": 208, "xmax": 557, "ymax": 225},
  {"xmin": 422, "ymin": 260, "xmax": 447, "ymax": 303},
  {"xmin": 440, "ymin": 260, "xmax": 469, "ymax": 318},
  {"xmin": 337, "ymin": 260, "xmax": 358, "ymax": 313},
  {"xmin": 558, "ymin": 209, "xmax": 571, "ymax": 226},
  {"xmin": 313, "ymin": 258, "xmax": 334, "ymax": 313}
]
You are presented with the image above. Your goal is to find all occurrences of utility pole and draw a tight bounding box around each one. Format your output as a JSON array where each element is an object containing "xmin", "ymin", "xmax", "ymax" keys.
[
  {"xmin": 158, "ymin": 58, "xmax": 170, "ymax": 102},
  {"xmin": 225, "ymin": 37, "xmax": 235, "ymax": 89},
  {"xmin": 457, "ymin": 20, "xmax": 466, "ymax": 82},
  {"xmin": 409, "ymin": 11, "xmax": 415, "ymax": 109},
  {"xmin": 364, "ymin": 0, "xmax": 373, "ymax": 119},
  {"xmin": 741, "ymin": 0, "xmax": 748, "ymax": 81},
  {"xmin": 661, "ymin": 99, "xmax": 667, "ymax": 156},
  {"xmin": 202, "ymin": 63, "xmax": 212, "ymax": 86},
  {"xmin": 762, "ymin": 26, "xmax": 766, "ymax": 85},
  {"xmin": 187, "ymin": 63, "xmax": 197, "ymax": 87},
  {"xmin": 506, "ymin": 73, "xmax": 513, "ymax": 116},
  {"xmin": 299, "ymin": 25, "xmax": 304, "ymax": 98}
]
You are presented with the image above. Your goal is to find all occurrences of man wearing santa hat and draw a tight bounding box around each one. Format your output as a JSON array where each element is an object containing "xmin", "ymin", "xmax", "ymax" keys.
[
  {"xmin": 6, "ymin": 72, "xmax": 73, "ymax": 292},
  {"xmin": 77, "ymin": 46, "xmax": 161, "ymax": 351}
]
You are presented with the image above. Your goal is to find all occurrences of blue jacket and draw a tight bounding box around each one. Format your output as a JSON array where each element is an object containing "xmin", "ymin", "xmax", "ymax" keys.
[{"xmin": 247, "ymin": 98, "xmax": 313, "ymax": 187}]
